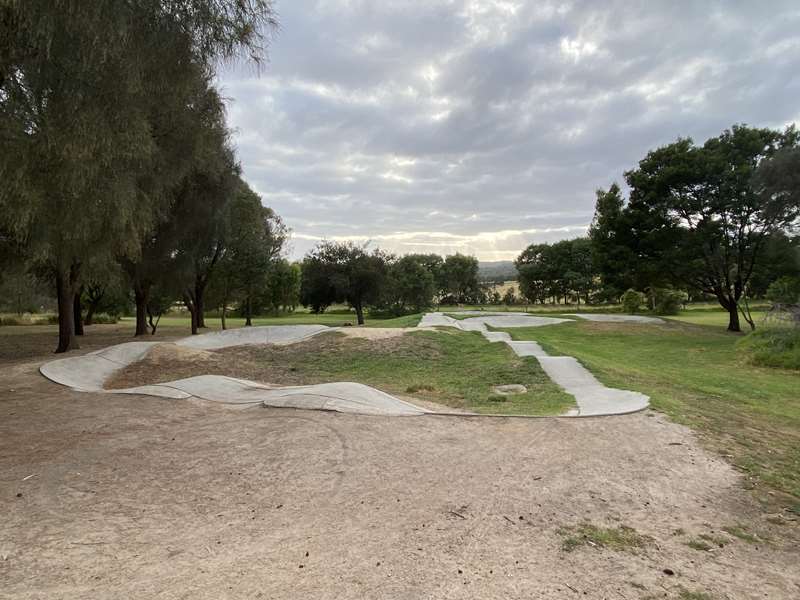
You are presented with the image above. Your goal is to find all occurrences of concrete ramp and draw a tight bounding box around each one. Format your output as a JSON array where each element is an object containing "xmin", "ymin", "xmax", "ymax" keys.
[{"xmin": 39, "ymin": 326, "xmax": 428, "ymax": 416}]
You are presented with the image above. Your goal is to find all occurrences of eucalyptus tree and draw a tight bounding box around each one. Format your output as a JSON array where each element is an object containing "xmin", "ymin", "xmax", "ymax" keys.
[{"xmin": 0, "ymin": 0, "xmax": 277, "ymax": 352}]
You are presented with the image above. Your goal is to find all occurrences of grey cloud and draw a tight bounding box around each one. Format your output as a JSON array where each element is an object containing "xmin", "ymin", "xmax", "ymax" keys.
[{"xmin": 219, "ymin": 0, "xmax": 800, "ymax": 260}]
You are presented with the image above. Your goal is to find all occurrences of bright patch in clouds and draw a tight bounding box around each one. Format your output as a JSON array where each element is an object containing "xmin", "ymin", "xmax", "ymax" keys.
[{"xmin": 220, "ymin": 1, "xmax": 800, "ymax": 260}]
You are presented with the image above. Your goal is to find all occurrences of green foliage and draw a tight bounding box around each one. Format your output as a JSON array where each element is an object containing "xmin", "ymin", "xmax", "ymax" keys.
[
  {"xmin": 516, "ymin": 238, "xmax": 597, "ymax": 305},
  {"xmin": 618, "ymin": 124, "xmax": 800, "ymax": 331},
  {"xmin": 766, "ymin": 276, "xmax": 800, "ymax": 305},
  {"xmin": 300, "ymin": 241, "xmax": 390, "ymax": 324},
  {"xmin": 737, "ymin": 327, "xmax": 800, "ymax": 370},
  {"xmin": 441, "ymin": 253, "xmax": 481, "ymax": 303},
  {"xmin": 385, "ymin": 254, "xmax": 436, "ymax": 314},
  {"xmin": 0, "ymin": 0, "xmax": 278, "ymax": 350},
  {"xmin": 621, "ymin": 289, "xmax": 646, "ymax": 314},
  {"xmin": 652, "ymin": 287, "xmax": 685, "ymax": 315}
]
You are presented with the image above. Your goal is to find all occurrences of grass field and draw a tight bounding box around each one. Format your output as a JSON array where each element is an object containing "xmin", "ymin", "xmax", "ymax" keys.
[
  {"xmin": 499, "ymin": 318, "xmax": 800, "ymax": 507},
  {"xmin": 275, "ymin": 330, "xmax": 575, "ymax": 416}
]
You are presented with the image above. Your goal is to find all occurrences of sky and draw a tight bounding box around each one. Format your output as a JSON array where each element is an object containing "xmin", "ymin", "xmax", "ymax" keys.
[{"xmin": 219, "ymin": 0, "xmax": 800, "ymax": 261}]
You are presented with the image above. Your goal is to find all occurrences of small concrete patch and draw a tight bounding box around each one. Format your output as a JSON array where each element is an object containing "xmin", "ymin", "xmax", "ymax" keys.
[{"xmin": 566, "ymin": 313, "xmax": 663, "ymax": 324}]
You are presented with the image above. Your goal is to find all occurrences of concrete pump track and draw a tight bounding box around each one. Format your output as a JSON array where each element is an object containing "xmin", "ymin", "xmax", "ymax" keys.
[{"xmin": 40, "ymin": 313, "xmax": 660, "ymax": 418}]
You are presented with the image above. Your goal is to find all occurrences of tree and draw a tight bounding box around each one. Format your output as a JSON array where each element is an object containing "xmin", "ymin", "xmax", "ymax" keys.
[
  {"xmin": 442, "ymin": 254, "xmax": 480, "ymax": 303},
  {"xmin": 515, "ymin": 243, "xmax": 552, "ymax": 305},
  {"xmin": 387, "ymin": 255, "xmax": 436, "ymax": 314},
  {"xmin": 516, "ymin": 238, "xmax": 596, "ymax": 305},
  {"xmin": 300, "ymin": 242, "xmax": 388, "ymax": 325},
  {"xmin": 0, "ymin": 0, "xmax": 277, "ymax": 351},
  {"xmin": 260, "ymin": 259, "xmax": 301, "ymax": 315},
  {"xmin": 624, "ymin": 125, "xmax": 799, "ymax": 331},
  {"xmin": 589, "ymin": 184, "xmax": 639, "ymax": 301},
  {"xmin": 213, "ymin": 181, "xmax": 287, "ymax": 327}
]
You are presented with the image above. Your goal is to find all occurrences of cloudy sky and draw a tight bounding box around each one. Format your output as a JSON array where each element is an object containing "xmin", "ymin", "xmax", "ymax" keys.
[{"xmin": 219, "ymin": 0, "xmax": 800, "ymax": 261}]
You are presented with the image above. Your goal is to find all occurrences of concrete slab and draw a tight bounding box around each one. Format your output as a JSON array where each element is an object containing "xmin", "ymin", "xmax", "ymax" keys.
[
  {"xmin": 566, "ymin": 313, "xmax": 663, "ymax": 324},
  {"xmin": 507, "ymin": 341, "xmax": 548, "ymax": 357},
  {"xmin": 176, "ymin": 325, "xmax": 330, "ymax": 349},
  {"xmin": 537, "ymin": 357, "xmax": 649, "ymax": 416}
]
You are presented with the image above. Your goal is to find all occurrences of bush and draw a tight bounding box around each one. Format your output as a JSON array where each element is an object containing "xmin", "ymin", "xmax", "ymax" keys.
[
  {"xmin": 89, "ymin": 312, "xmax": 118, "ymax": 324},
  {"xmin": 652, "ymin": 288, "xmax": 685, "ymax": 315},
  {"xmin": 621, "ymin": 289, "xmax": 646, "ymax": 314},
  {"xmin": 738, "ymin": 327, "xmax": 800, "ymax": 370},
  {"xmin": 766, "ymin": 276, "xmax": 800, "ymax": 305}
]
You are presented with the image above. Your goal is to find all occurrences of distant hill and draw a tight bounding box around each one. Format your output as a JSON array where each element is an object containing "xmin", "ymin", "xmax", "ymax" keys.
[{"xmin": 478, "ymin": 260, "xmax": 517, "ymax": 282}]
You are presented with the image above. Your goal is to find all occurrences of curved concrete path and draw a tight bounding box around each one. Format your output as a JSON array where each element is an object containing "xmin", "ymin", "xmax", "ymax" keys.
[{"xmin": 418, "ymin": 312, "xmax": 650, "ymax": 416}]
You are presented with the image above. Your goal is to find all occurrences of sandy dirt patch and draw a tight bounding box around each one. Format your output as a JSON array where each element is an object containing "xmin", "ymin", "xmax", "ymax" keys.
[
  {"xmin": 338, "ymin": 326, "xmax": 437, "ymax": 340},
  {"xmin": 1, "ymin": 351, "xmax": 799, "ymax": 599}
]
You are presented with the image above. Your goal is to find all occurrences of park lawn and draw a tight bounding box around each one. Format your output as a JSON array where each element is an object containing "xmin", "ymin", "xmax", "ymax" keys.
[
  {"xmin": 120, "ymin": 311, "xmax": 422, "ymax": 330},
  {"xmin": 269, "ymin": 330, "xmax": 575, "ymax": 416},
  {"xmin": 668, "ymin": 308, "xmax": 768, "ymax": 328},
  {"xmin": 500, "ymin": 319, "xmax": 800, "ymax": 507}
]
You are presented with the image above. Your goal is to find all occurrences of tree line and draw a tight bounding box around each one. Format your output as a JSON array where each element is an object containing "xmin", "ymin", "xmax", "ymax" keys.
[
  {"xmin": 0, "ymin": 1, "xmax": 281, "ymax": 352},
  {"xmin": 515, "ymin": 125, "xmax": 800, "ymax": 332},
  {"xmin": 299, "ymin": 243, "xmax": 482, "ymax": 324}
]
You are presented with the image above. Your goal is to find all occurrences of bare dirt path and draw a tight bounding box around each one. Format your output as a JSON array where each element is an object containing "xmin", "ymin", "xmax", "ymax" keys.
[{"xmin": 2, "ymin": 351, "xmax": 799, "ymax": 599}]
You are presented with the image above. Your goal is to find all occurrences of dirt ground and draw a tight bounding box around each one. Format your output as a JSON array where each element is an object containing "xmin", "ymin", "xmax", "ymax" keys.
[{"xmin": 2, "ymin": 330, "xmax": 800, "ymax": 599}]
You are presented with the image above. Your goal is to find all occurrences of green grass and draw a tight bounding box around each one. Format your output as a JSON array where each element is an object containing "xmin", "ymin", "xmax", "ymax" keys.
[
  {"xmin": 685, "ymin": 538, "xmax": 713, "ymax": 552},
  {"xmin": 737, "ymin": 327, "xmax": 800, "ymax": 370},
  {"xmin": 278, "ymin": 330, "xmax": 575, "ymax": 416},
  {"xmin": 122, "ymin": 311, "xmax": 422, "ymax": 330},
  {"xmin": 558, "ymin": 523, "xmax": 650, "ymax": 552},
  {"xmin": 721, "ymin": 524, "xmax": 758, "ymax": 543},
  {"xmin": 500, "ymin": 319, "xmax": 800, "ymax": 504},
  {"xmin": 669, "ymin": 309, "xmax": 768, "ymax": 328}
]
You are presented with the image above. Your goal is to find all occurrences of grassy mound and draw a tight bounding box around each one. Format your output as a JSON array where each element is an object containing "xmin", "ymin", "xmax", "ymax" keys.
[{"xmin": 738, "ymin": 327, "xmax": 800, "ymax": 370}]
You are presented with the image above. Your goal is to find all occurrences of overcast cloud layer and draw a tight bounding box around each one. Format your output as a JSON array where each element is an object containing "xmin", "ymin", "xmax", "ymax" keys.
[{"xmin": 219, "ymin": 0, "xmax": 800, "ymax": 260}]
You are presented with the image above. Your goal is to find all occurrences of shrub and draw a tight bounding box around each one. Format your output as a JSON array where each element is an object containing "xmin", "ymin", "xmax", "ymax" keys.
[
  {"xmin": 766, "ymin": 276, "xmax": 800, "ymax": 305},
  {"xmin": 653, "ymin": 288, "xmax": 685, "ymax": 315},
  {"xmin": 621, "ymin": 289, "xmax": 646, "ymax": 314},
  {"xmin": 88, "ymin": 312, "xmax": 119, "ymax": 324},
  {"xmin": 738, "ymin": 327, "xmax": 800, "ymax": 370}
]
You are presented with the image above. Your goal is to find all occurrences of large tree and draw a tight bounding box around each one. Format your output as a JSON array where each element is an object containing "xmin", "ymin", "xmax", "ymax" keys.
[
  {"xmin": 0, "ymin": 0, "xmax": 276, "ymax": 351},
  {"xmin": 441, "ymin": 253, "xmax": 480, "ymax": 303},
  {"xmin": 300, "ymin": 242, "xmax": 389, "ymax": 325},
  {"xmin": 624, "ymin": 125, "xmax": 799, "ymax": 331}
]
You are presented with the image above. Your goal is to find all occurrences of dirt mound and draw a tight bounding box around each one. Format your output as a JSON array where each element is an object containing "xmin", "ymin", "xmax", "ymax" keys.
[{"xmin": 104, "ymin": 343, "xmax": 221, "ymax": 390}]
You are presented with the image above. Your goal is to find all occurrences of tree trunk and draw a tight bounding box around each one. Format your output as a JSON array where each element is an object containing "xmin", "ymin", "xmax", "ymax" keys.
[
  {"xmin": 221, "ymin": 301, "xmax": 227, "ymax": 330},
  {"xmin": 184, "ymin": 293, "xmax": 198, "ymax": 335},
  {"xmin": 727, "ymin": 301, "xmax": 741, "ymax": 332},
  {"xmin": 133, "ymin": 283, "xmax": 149, "ymax": 337},
  {"xmin": 73, "ymin": 291, "xmax": 84, "ymax": 336},
  {"xmin": 84, "ymin": 302, "xmax": 97, "ymax": 326},
  {"xmin": 355, "ymin": 302, "xmax": 365, "ymax": 326},
  {"xmin": 195, "ymin": 277, "xmax": 206, "ymax": 328},
  {"xmin": 83, "ymin": 285, "xmax": 105, "ymax": 326},
  {"xmin": 55, "ymin": 267, "xmax": 79, "ymax": 353},
  {"xmin": 245, "ymin": 294, "xmax": 252, "ymax": 326}
]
